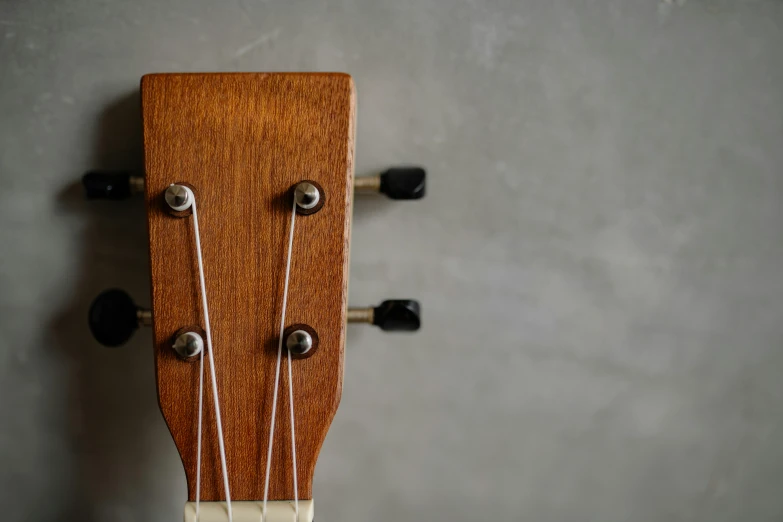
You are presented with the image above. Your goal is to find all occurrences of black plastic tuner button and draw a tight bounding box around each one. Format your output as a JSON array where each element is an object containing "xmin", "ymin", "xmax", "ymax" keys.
[
  {"xmin": 88, "ymin": 289, "xmax": 148, "ymax": 347},
  {"xmin": 82, "ymin": 171, "xmax": 143, "ymax": 200},
  {"xmin": 373, "ymin": 299, "xmax": 421, "ymax": 331},
  {"xmin": 380, "ymin": 167, "xmax": 426, "ymax": 200},
  {"xmin": 354, "ymin": 167, "xmax": 427, "ymax": 200},
  {"xmin": 348, "ymin": 300, "xmax": 421, "ymax": 331}
]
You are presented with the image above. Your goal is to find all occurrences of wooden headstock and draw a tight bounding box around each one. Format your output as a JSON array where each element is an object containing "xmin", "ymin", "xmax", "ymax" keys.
[
  {"xmin": 141, "ymin": 72, "xmax": 355, "ymax": 504},
  {"xmin": 84, "ymin": 72, "xmax": 424, "ymax": 521}
]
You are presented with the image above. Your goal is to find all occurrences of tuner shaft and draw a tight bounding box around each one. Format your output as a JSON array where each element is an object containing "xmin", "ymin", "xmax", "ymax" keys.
[
  {"xmin": 137, "ymin": 308, "xmax": 153, "ymax": 327},
  {"xmin": 353, "ymin": 175, "xmax": 382, "ymax": 193},
  {"xmin": 347, "ymin": 307, "xmax": 374, "ymax": 324},
  {"xmin": 129, "ymin": 175, "xmax": 145, "ymax": 194}
]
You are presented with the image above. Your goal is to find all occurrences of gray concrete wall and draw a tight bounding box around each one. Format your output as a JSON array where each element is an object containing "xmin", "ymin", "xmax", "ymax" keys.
[{"xmin": 1, "ymin": 0, "xmax": 782, "ymax": 520}]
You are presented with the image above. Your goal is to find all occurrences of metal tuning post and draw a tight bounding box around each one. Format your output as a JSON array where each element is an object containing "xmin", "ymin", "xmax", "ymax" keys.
[
  {"xmin": 354, "ymin": 166, "xmax": 426, "ymax": 200},
  {"xmin": 88, "ymin": 289, "xmax": 151, "ymax": 347},
  {"xmin": 347, "ymin": 299, "xmax": 421, "ymax": 331},
  {"xmin": 82, "ymin": 171, "xmax": 145, "ymax": 200}
]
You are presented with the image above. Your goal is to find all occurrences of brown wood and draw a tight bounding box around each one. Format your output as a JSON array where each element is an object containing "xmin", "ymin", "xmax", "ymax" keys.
[{"xmin": 141, "ymin": 73, "xmax": 355, "ymax": 502}]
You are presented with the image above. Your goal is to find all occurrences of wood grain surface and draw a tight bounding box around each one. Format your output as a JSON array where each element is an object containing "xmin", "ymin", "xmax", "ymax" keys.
[{"xmin": 141, "ymin": 73, "xmax": 355, "ymax": 501}]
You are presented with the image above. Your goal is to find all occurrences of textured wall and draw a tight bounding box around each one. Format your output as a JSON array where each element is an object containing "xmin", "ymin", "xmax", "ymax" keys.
[{"xmin": 1, "ymin": 0, "xmax": 783, "ymax": 521}]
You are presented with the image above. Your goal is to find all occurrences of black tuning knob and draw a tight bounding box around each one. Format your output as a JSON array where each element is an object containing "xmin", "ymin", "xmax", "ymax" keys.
[
  {"xmin": 354, "ymin": 166, "xmax": 426, "ymax": 200},
  {"xmin": 82, "ymin": 171, "xmax": 144, "ymax": 200},
  {"xmin": 374, "ymin": 299, "xmax": 421, "ymax": 331},
  {"xmin": 88, "ymin": 289, "xmax": 149, "ymax": 347},
  {"xmin": 348, "ymin": 300, "xmax": 421, "ymax": 331},
  {"xmin": 380, "ymin": 167, "xmax": 426, "ymax": 200}
]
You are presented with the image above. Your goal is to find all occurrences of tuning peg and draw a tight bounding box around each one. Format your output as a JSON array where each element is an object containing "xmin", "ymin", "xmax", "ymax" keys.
[
  {"xmin": 88, "ymin": 289, "xmax": 152, "ymax": 347},
  {"xmin": 347, "ymin": 300, "xmax": 421, "ymax": 331},
  {"xmin": 354, "ymin": 166, "xmax": 426, "ymax": 200},
  {"xmin": 82, "ymin": 171, "xmax": 145, "ymax": 200}
]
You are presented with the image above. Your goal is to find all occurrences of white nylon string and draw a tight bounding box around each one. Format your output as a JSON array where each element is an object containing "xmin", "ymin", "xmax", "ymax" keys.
[
  {"xmin": 286, "ymin": 338, "xmax": 299, "ymax": 515},
  {"xmin": 262, "ymin": 197, "xmax": 300, "ymax": 521},
  {"xmin": 189, "ymin": 188, "xmax": 233, "ymax": 522},
  {"xmin": 195, "ymin": 343, "xmax": 204, "ymax": 519}
]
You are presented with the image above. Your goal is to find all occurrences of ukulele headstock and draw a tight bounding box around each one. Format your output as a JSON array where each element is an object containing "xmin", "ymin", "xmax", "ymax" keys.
[
  {"xmin": 84, "ymin": 72, "xmax": 425, "ymax": 521},
  {"xmin": 143, "ymin": 72, "xmax": 354, "ymax": 502}
]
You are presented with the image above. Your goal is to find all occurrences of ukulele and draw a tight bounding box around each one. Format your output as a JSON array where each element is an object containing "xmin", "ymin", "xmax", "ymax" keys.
[{"xmin": 82, "ymin": 72, "xmax": 424, "ymax": 522}]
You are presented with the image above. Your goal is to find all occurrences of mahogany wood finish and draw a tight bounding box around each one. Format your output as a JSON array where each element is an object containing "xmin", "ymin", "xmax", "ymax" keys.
[{"xmin": 141, "ymin": 73, "xmax": 355, "ymax": 501}]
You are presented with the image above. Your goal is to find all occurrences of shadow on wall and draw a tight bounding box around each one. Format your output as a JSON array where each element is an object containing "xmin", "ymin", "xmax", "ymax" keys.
[{"xmin": 50, "ymin": 91, "xmax": 183, "ymax": 521}]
